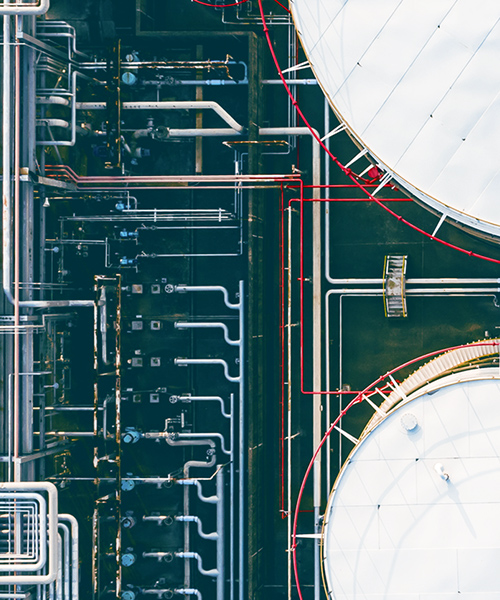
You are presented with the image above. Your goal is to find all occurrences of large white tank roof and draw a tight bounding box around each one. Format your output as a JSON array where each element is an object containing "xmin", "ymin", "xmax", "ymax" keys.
[
  {"xmin": 322, "ymin": 372, "xmax": 500, "ymax": 599},
  {"xmin": 291, "ymin": 0, "xmax": 500, "ymax": 239}
]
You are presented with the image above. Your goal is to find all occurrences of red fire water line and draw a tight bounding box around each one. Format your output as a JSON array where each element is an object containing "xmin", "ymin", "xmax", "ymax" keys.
[
  {"xmin": 257, "ymin": 0, "xmax": 500, "ymax": 266},
  {"xmin": 292, "ymin": 197, "xmax": 412, "ymax": 202},
  {"xmin": 279, "ymin": 183, "xmax": 285, "ymax": 516},
  {"xmin": 289, "ymin": 340, "xmax": 500, "ymax": 600}
]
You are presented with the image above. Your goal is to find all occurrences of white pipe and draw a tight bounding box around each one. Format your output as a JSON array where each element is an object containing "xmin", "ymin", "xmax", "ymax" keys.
[
  {"xmin": 174, "ymin": 358, "xmax": 240, "ymax": 383},
  {"xmin": 75, "ymin": 101, "xmax": 245, "ymax": 133},
  {"xmin": 0, "ymin": 482, "xmax": 58, "ymax": 584},
  {"xmin": 59, "ymin": 514, "xmax": 79, "ymax": 600},
  {"xmin": 262, "ymin": 79, "xmax": 317, "ymax": 85},
  {"xmin": 58, "ymin": 523, "xmax": 70, "ymax": 600},
  {"xmin": 263, "ymin": 127, "xmax": 322, "ymax": 600},
  {"xmin": 175, "ymin": 321, "xmax": 240, "ymax": 345},
  {"xmin": 175, "ymin": 552, "xmax": 218, "ymax": 578},
  {"xmin": 176, "ymin": 479, "xmax": 218, "ymax": 504},
  {"xmin": 174, "ymin": 284, "xmax": 240, "ymax": 309},
  {"xmin": 3, "ymin": 11, "xmax": 12, "ymax": 306},
  {"xmin": 56, "ymin": 534, "xmax": 63, "ymax": 600},
  {"xmin": 37, "ymin": 118, "xmax": 70, "ymax": 129},
  {"xmin": 170, "ymin": 395, "xmax": 231, "ymax": 419},
  {"xmin": 176, "ymin": 515, "xmax": 217, "ymax": 540},
  {"xmin": 36, "ymin": 96, "xmax": 70, "ymax": 106},
  {"xmin": 170, "ymin": 432, "xmax": 230, "ymax": 456},
  {"xmin": 0, "ymin": 0, "xmax": 49, "ymax": 14}
]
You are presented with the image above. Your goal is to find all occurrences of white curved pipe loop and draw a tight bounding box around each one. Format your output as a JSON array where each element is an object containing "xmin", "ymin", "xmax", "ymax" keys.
[
  {"xmin": 37, "ymin": 118, "xmax": 70, "ymax": 129},
  {"xmin": 0, "ymin": 0, "xmax": 49, "ymax": 15},
  {"xmin": 174, "ymin": 552, "xmax": 218, "ymax": 578},
  {"xmin": 175, "ymin": 515, "xmax": 218, "ymax": 541},
  {"xmin": 0, "ymin": 482, "xmax": 58, "ymax": 584},
  {"xmin": 172, "ymin": 395, "xmax": 231, "ymax": 419},
  {"xmin": 173, "ymin": 285, "xmax": 241, "ymax": 310},
  {"xmin": 176, "ymin": 479, "xmax": 218, "ymax": 504},
  {"xmin": 175, "ymin": 321, "xmax": 240, "ymax": 345},
  {"xmin": 174, "ymin": 358, "xmax": 240, "ymax": 383}
]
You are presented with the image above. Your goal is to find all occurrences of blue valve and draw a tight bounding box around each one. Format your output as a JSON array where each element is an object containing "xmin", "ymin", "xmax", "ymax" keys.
[
  {"xmin": 121, "ymin": 552, "xmax": 136, "ymax": 567},
  {"xmin": 123, "ymin": 427, "xmax": 141, "ymax": 444},
  {"xmin": 121, "ymin": 479, "xmax": 135, "ymax": 492},
  {"xmin": 120, "ymin": 229, "xmax": 139, "ymax": 239},
  {"xmin": 120, "ymin": 257, "xmax": 137, "ymax": 266}
]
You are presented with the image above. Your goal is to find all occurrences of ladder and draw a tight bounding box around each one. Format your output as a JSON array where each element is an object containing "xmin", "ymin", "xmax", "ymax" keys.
[{"xmin": 383, "ymin": 255, "xmax": 407, "ymax": 318}]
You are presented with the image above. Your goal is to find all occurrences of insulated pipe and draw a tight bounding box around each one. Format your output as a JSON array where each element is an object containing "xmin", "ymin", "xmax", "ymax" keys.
[
  {"xmin": 37, "ymin": 70, "xmax": 80, "ymax": 147},
  {"xmin": 174, "ymin": 358, "xmax": 240, "ymax": 383},
  {"xmin": 36, "ymin": 96, "xmax": 70, "ymax": 106},
  {"xmin": 174, "ymin": 552, "xmax": 218, "ymax": 578},
  {"xmin": 59, "ymin": 513, "xmax": 79, "ymax": 600},
  {"xmin": 58, "ymin": 523, "xmax": 70, "ymax": 600},
  {"xmin": 167, "ymin": 128, "xmax": 240, "ymax": 137},
  {"xmin": 57, "ymin": 534, "xmax": 63, "ymax": 600},
  {"xmin": 176, "ymin": 479, "xmax": 218, "ymax": 504},
  {"xmin": 170, "ymin": 395, "xmax": 231, "ymax": 419},
  {"xmin": 141, "ymin": 431, "xmax": 230, "ymax": 456},
  {"xmin": 2, "ymin": 11, "xmax": 12, "ymax": 307},
  {"xmin": 75, "ymin": 101, "xmax": 245, "ymax": 133},
  {"xmin": 0, "ymin": 0, "xmax": 49, "ymax": 14},
  {"xmin": 216, "ymin": 468, "xmax": 224, "ymax": 600},
  {"xmin": 0, "ymin": 482, "xmax": 59, "ymax": 584},
  {"xmin": 36, "ymin": 118, "xmax": 70, "ymax": 129},
  {"xmin": 175, "ymin": 516, "xmax": 218, "ymax": 541},
  {"xmin": 170, "ymin": 433, "xmax": 230, "ymax": 456},
  {"xmin": 175, "ymin": 321, "xmax": 240, "ymax": 345}
]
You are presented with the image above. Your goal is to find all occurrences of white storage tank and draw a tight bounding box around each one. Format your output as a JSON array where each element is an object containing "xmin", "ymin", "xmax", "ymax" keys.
[
  {"xmin": 290, "ymin": 0, "xmax": 500, "ymax": 240},
  {"xmin": 322, "ymin": 356, "xmax": 500, "ymax": 598}
]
